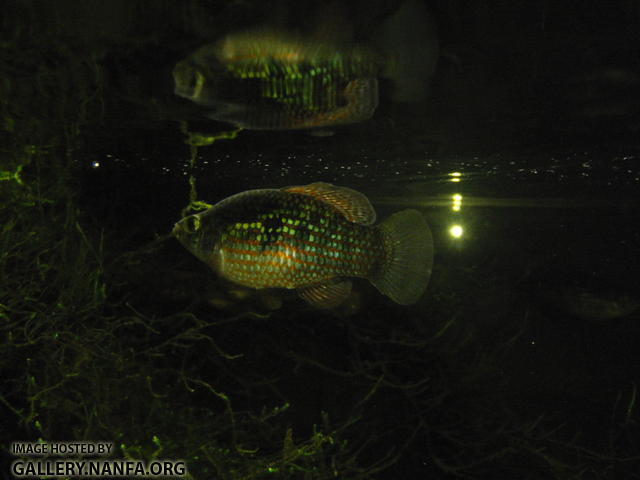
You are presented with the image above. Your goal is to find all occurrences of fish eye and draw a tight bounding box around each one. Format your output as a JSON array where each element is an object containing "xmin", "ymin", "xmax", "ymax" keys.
[
  {"xmin": 188, "ymin": 71, "xmax": 198, "ymax": 90},
  {"xmin": 185, "ymin": 215, "xmax": 201, "ymax": 233},
  {"xmin": 187, "ymin": 70, "xmax": 205, "ymax": 97}
]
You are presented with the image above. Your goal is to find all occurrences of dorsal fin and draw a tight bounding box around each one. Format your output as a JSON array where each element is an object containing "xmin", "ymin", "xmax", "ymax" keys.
[{"xmin": 283, "ymin": 182, "xmax": 376, "ymax": 225}]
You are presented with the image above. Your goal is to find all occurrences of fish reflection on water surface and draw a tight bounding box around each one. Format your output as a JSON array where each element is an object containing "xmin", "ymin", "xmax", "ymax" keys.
[
  {"xmin": 173, "ymin": 29, "xmax": 381, "ymax": 130},
  {"xmin": 172, "ymin": 183, "xmax": 433, "ymax": 308},
  {"xmin": 172, "ymin": 1, "xmax": 438, "ymax": 130}
]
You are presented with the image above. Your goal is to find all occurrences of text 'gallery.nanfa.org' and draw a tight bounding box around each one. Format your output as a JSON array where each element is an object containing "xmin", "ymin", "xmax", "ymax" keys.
[{"xmin": 10, "ymin": 442, "xmax": 188, "ymax": 478}]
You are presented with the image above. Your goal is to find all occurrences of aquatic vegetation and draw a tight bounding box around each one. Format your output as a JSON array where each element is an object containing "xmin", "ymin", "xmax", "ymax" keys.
[
  {"xmin": 0, "ymin": 145, "xmax": 363, "ymax": 478},
  {"xmin": 0, "ymin": 164, "xmax": 25, "ymax": 185}
]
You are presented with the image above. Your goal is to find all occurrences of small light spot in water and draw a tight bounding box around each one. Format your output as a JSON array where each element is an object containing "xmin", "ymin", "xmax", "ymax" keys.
[
  {"xmin": 449, "ymin": 224, "xmax": 464, "ymax": 238},
  {"xmin": 91, "ymin": 161, "xmax": 100, "ymax": 168},
  {"xmin": 452, "ymin": 194, "xmax": 463, "ymax": 211},
  {"xmin": 449, "ymin": 172, "xmax": 462, "ymax": 183}
]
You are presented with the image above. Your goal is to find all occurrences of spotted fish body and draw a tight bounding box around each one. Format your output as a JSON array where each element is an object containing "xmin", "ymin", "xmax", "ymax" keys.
[
  {"xmin": 198, "ymin": 190, "xmax": 382, "ymax": 289},
  {"xmin": 173, "ymin": 183, "xmax": 433, "ymax": 308},
  {"xmin": 173, "ymin": 30, "xmax": 381, "ymax": 130}
]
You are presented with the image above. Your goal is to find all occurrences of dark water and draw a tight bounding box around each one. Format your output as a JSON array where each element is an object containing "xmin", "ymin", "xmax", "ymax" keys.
[{"xmin": 2, "ymin": 1, "xmax": 640, "ymax": 479}]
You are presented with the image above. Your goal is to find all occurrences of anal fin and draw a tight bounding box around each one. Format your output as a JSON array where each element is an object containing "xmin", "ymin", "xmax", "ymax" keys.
[{"xmin": 298, "ymin": 279, "xmax": 352, "ymax": 309}]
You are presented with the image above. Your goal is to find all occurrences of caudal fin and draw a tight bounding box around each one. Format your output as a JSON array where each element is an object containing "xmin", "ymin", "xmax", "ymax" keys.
[{"xmin": 371, "ymin": 209, "xmax": 433, "ymax": 305}]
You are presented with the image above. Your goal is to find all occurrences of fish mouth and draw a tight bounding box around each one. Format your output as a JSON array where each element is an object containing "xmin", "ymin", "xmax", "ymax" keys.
[
  {"xmin": 171, "ymin": 221, "xmax": 185, "ymax": 238},
  {"xmin": 173, "ymin": 62, "xmax": 208, "ymax": 103}
]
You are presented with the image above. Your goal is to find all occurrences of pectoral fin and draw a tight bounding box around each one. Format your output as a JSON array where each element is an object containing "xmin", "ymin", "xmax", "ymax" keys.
[{"xmin": 298, "ymin": 279, "xmax": 352, "ymax": 309}]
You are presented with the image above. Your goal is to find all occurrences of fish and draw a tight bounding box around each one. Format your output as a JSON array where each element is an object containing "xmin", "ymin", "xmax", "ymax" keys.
[
  {"xmin": 172, "ymin": 0, "xmax": 438, "ymax": 130},
  {"xmin": 173, "ymin": 29, "xmax": 381, "ymax": 130},
  {"xmin": 172, "ymin": 182, "xmax": 433, "ymax": 308},
  {"xmin": 519, "ymin": 266, "xmax": 640, "ymax": 322},
  {"xmin": 560, "ymin": 287, "xmax": 640, "ymax": 322}
]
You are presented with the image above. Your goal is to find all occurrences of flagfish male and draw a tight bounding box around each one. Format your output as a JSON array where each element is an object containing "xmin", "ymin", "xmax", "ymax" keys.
[
  {"xmin": 172, "ymin": 1, "xmax": 438, "ymax": 130},
  {"xmin": 172, "ymin": 183, "xmax": 433, "ymax": 308},
  {"xmin": 173, "ymin": 29, "xmax": 381, "ymax": 130}
]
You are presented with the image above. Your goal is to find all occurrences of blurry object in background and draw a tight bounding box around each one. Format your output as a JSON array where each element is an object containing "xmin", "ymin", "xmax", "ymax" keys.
[
  {"xmin": 173, "ymin": 0, "xmax": 438, "ymax": 130},
  {"xmin": 521, "ymin": 267, "xmax": 640, "ymax": 322},
  {"xmin": 173, "ymin": 182, "xmax": 434, "ymax": 308},
  {"xmin": 567, "ymin": 67, "xmax": 640, "ymax": 130},
  {"xmin": 560, "ymin": 286, "xmax": 639, "ymax": 322},
  {"xmin": 372, "ymin": 0, "xmax": 439, "ymax": 103},
  {"xmin": 208, "ymin": 284, "xmax": 284, "ymax": 313}
]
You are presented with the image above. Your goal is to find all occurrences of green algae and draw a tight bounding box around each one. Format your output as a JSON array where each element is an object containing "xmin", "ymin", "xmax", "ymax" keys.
[{"xmin": 178, "ymin": 123, "xmax": 244, "ymax": 218}]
